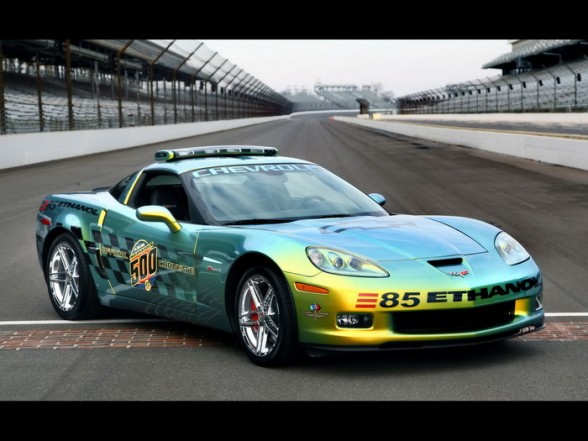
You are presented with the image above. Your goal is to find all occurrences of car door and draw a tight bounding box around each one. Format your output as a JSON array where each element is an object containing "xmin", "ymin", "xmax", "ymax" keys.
[{"xmin": 97, "ymin": 171, "xmax": 201, "ymax": 315}]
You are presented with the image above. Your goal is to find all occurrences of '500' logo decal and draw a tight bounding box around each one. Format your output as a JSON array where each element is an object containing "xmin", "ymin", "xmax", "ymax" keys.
[
  {"xmin": 130, "ymin": 240, "xmax": 157, "ymax": 291},
  {"xmin": 355, "ymin": 276, "xmax": 540, "ymax": 308}
]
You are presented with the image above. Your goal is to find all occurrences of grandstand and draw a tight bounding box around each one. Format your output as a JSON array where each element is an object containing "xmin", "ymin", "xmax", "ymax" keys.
[
  {"xmin": 396, "ymin": 39, "xmax": 588, "ymax": 114},
  {"xmin": 3, "ymin": 39, "xmax": 586, "ymax": 134},
  {"xmin": 0, "ymin": 39, "xmax": 293, "ymax": 134},
  {"xmin": 281, "ymin": 84, "xmax": 396, "ymax": 114},
  {"xmin": 313, "ymin": 84, "xmax": 395, "ymax": 112},
  {"xmin": 280, "ymin": 89, "xmax": 334, "ymax": 112}
]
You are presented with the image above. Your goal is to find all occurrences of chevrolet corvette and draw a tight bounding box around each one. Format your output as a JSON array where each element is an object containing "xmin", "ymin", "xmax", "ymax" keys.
[{"xmin": 35, "ymin": 145, "xmax": 544, "ymax": 366}]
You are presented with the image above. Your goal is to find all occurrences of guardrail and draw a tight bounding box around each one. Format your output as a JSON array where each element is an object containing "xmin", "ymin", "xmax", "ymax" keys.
[
  {"xmin": 2, "ymin": 112, "xmax": 587, "ymax": 172},
  {"xmin": 0, "ymin": 116, "xmax": 287, "ymax": 171}
]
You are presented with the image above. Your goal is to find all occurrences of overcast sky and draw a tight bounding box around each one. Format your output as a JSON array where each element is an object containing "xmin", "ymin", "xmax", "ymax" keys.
[{"xmin": 176, "ymin": 40, "xmax": 512, "ymax": 97}]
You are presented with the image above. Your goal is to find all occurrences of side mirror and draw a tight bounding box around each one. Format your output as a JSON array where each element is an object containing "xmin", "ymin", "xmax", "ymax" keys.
[
  {"xmin": 368, "ymin": 193, "xmax": 386, "ymax": 207},
  {"xmin": 136, "ymin": 205, "xmax": 182, "ymax": 233}
]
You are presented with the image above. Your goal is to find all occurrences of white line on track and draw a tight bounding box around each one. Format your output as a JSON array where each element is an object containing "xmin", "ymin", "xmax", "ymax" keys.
[
  {"xmin": 0, "ymin": 312, "xmax": 586, "ymax": 326},
  {"xmin": 544, "ymin": 313, "xmax": 588, "ymax": 317}
]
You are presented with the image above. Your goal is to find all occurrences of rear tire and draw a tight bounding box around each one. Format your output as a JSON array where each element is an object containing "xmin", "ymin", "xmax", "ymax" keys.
[
  {"xmin": 235, "ymin": 265, "xmax": 300, "ymax": 367},
  {"xmin": 45, "ymin": 232, "xmax": 103, "ymax": 320}
]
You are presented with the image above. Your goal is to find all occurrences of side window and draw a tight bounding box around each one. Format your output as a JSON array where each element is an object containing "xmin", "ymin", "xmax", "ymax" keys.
[
  {"xmin": 130, "ymin": 172, "xmax": 190, "ymax": 221},
  {"xmin": 109, "ymin": 172, "xmax": 138, "ymax": 203}
]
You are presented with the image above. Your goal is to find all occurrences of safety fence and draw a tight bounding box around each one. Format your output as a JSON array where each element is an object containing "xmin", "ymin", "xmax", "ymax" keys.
[
  {"xmin": 1, "ymin": 71, "xmax": 275, "ymax": 134},
  {"xmin": 0, "ymin": 40, "xmax": 292, "ymax": 135}
]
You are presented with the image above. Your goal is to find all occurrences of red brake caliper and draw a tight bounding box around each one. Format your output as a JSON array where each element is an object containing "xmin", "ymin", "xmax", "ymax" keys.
[{"xmin": 250, "ymin": 298, "xmax": 259, "ymax": 331}]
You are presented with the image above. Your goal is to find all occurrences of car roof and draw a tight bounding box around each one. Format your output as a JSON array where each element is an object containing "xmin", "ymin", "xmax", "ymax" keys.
[{"xmin": 143, "ymin": 145, "xmax": 315, "ymax": 174}]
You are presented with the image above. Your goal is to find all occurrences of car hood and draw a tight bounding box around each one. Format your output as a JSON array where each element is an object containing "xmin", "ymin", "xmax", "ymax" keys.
[{"xmin": 256, "ymin": 215, "xmax": 487, "ymax": 261}]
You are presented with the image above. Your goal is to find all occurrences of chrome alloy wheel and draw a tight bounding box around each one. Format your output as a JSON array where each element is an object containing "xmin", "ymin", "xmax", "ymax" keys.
[
  {"xmin": 237, "ymin": 274, "xmax": 280, "ymax": 357},
  {"xmin": 48, "ymin": 242, "xmax": 80, "ymax": 312}
]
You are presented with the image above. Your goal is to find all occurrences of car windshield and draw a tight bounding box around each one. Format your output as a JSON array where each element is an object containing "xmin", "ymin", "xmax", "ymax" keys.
[{"xmin": 187, "ymin": 162, "xmax": 389, "ymax": 224}]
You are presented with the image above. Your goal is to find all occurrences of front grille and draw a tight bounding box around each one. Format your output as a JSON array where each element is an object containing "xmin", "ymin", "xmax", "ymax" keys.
[{"xmin": 392, "ymin": 301, "xmax": 516, "ymax": 334}]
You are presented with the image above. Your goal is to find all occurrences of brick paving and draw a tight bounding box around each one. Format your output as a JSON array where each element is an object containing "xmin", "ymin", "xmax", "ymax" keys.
[
  {"xmin": 0, "ymin": 326, "xmax": 236, "ymax": 350},
  {"xmin": 519, "ymin": 321, "xmax": 588, "ymax": 342},
  {"xmin": 0, "ymin": 321, "xmax": 585, "ymax": 350}
]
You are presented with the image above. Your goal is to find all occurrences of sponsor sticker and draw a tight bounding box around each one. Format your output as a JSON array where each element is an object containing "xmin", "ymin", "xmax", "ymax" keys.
[{"xmin": 129, "ymin": 240, "xmax": 157, "ymax": 291}]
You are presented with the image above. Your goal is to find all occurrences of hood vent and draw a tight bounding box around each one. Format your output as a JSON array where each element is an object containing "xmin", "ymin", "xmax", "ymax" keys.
[{"xmin": 428, "ymin": 257, "xmax": 463, "ymax": 267}]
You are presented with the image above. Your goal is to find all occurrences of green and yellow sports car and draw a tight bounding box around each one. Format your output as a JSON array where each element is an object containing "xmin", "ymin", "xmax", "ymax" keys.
[{"xmin": 35, "ymin": 146, "xmax": 544, "ymax": 366}]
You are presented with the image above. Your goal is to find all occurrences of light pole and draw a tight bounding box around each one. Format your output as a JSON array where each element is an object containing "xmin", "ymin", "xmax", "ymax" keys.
[
  {"xmin": 172, "ymin": 42, "xmax": 202, "ymax": 124},
  {"xmin": 148, "ymin": 40, "xmax": 175, "ymax": 126}
]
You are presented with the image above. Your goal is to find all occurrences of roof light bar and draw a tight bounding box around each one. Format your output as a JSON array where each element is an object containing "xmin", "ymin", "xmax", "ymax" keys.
[{"xmin": 155, "ymin": 146, "xmax": 279, "ymax": 162}]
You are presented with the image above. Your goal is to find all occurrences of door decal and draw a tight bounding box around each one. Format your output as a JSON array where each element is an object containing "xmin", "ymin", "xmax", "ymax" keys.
[{"xmin": 130, "ymin": 239, "xmax": 158, "ymax": 291}]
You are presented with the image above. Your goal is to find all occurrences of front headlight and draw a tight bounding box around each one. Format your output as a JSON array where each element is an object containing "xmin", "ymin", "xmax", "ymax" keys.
[
  {"xmin": 495, "ymin": 231, "xmax": 530, "ymax": 265},
  {"xmin": 306, "ymin": 247, "xmax": 389, "ymax": 277}
]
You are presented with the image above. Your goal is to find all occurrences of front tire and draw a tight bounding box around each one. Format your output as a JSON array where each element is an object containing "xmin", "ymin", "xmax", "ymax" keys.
[
  {"xmin": 235, "ymin": 266, "xmax": 300, "ymax": 367},
  {"xmin": 45, "ymin": 232, "xmax": 102, "ymax": 320}
]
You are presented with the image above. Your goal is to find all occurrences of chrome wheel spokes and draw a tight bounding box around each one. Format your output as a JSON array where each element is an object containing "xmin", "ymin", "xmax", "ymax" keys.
[
  {"xmin": 48, "ymin": 243, "xmax": 80, "ymax": 312},
  {"xmin": 238, "ymin": 274, "xmax": 280, "ymax": 357}
]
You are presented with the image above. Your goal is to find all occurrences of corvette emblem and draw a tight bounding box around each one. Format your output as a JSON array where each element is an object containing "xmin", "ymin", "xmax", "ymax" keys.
[{"xmin": 447, "ymin": 270, "xmax": 469, "ymax": 278}]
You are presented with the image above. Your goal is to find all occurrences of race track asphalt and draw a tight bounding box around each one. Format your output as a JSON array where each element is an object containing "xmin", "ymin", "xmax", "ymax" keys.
[{"xmin": 0, "ymin": 114, "xmax": 586, "ymax": 402}]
